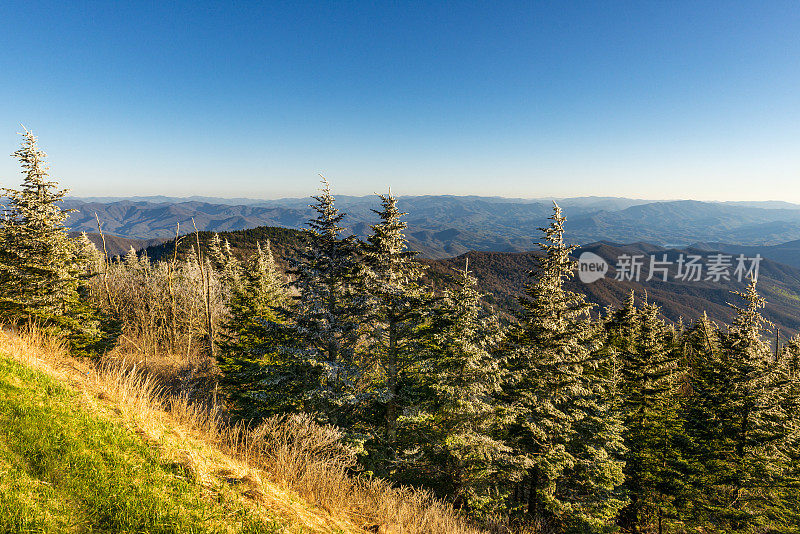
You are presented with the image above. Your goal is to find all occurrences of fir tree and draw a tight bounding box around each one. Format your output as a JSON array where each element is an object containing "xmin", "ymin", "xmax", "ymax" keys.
[
  {"xmin": 0, "ymin": 129, "xmax": 100, "ymax": 351},
  {"xmin": 501, "ymin": 203, "xmax": 625, "ymax": 532}
]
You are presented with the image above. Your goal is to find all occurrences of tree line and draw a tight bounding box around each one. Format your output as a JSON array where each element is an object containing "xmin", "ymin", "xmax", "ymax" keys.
[{"xmin": 2, "ymin": 131, "xmax": 799, "ymax": 533}]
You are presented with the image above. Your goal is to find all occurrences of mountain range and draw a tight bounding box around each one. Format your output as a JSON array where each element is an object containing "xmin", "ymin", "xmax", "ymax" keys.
[{"xmin": 65, "ymin": 195, "xmax": 800, "ymax": 260}]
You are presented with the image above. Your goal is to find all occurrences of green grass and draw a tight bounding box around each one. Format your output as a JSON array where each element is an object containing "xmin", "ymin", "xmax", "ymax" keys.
[{"xmin": 0, "ymin": 354, "xmax": 282, "ymax": 533}]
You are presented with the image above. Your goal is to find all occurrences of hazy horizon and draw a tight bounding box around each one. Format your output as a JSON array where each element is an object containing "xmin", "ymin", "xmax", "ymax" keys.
[{"xmin": 63, "ymin": 192, "xmax": 799, "ymax": 207}]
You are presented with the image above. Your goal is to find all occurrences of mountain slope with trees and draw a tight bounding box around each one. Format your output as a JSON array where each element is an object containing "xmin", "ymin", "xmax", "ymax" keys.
[{"xmin": 5, "ymin": 131, "xmax": 800, "ymax": 533}]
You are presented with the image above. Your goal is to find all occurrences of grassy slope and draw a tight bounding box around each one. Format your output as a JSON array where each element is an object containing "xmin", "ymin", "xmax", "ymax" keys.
[
  {"xmin": 0, "ymin": 353, "xmax": 282, "ymax": 533},
  {"xmin": 0, "ymin": 328, "xmax": 483, "ymax": 534}
]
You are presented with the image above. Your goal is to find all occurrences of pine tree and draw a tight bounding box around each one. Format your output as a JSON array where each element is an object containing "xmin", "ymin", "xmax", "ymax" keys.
[
  {"xmin": 362, "ymin": 190, "xmax": 428, "ymax": 454},
  {"xmin": 501, "ymin": 203, "xmax": 625, "ymax": 532},
  {"xmin": 288, "ymin": 178, "xmax": 365, "ymax": 427},
  {"xmin": 400, "ymin": 263, "xmax": 515, "ymax": 517},
  {"xmin": 0, "ymin": 129, "xmax": 100, "ymax": 350}
]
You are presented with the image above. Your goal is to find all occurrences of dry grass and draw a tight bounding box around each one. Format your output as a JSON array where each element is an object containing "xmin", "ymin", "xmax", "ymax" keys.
[{"xmin": 0, "ymin": 324, "xmax": 491, "ymax": 534}]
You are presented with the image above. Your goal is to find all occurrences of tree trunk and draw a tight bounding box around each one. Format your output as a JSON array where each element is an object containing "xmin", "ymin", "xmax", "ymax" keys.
[{"xmin": 386, "ymin": 308, "xmax": 398, "ymax": 444}]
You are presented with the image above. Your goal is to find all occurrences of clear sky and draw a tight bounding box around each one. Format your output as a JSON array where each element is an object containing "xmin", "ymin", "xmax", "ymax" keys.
[{"xmin": 1, "ymin": 1, "xmax": 798, "ymax": 201}]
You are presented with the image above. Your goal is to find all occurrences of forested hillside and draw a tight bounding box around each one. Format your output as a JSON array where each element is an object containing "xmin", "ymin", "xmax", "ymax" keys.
[
  {"xmin": 4, "ymin": 131, "xmax": 800, "ymax": 533},
  {"xmin": 134, "ymin": 224, "xmax": 800, "ymax": 336},
  {"xmin": 425, "ymin": 243, "xmax": 800, "ymax": 335}
]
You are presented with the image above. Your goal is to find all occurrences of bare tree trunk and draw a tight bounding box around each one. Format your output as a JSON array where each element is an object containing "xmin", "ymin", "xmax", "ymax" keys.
[
  {"xmin": 94, "ymin": 212, "xmax": 117, "ymax": 314},
  {"xmin": 167, "ymin": 222, "xmax": 180, "ymax": 354},
  {"xmin": 192, "ymin": 218, "xmax": 214, "ymax": 358}
]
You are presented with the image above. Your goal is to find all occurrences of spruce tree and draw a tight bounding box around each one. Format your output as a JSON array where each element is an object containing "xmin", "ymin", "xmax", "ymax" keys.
[
  {"xmin": 289, "ymin": 179, "xmax": 365, "ymax": 427},
  {"xmin": 777, "ymin": 335, "xmax": 800, "ymax": 528},
  {"xmin": 501, "ymin": 203, "xmax": 625, "ymax": 532},
  {"xmin": 0, "ymin": 129, "xmax": 100, "ymax": 350},
  {"xmin": 683, "ymin": 280, "xmax": 792, "ymax": 530},
  {"xmin": 607, "ymin": 295, "xmax": 687, "ymax": 533},
  {"xmin": 74, "ymin": 232, "xmax": 104, "ymax": 278},
  {"xmin": 362, "ymin": 190, "xmax": 428, "ymax": 454},
  {"xmin": 400, "ymin": 263, "xmax": 515, "ymax": 517},
  {"xmin": 214, "ymin": 237, "xmax": 303, "ymax": 421}
]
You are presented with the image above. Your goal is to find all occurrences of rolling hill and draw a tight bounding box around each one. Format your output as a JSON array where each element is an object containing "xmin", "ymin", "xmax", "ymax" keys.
[{"xmin": 67, "ymin": 196, "xmax": 800, "ymax": 259}]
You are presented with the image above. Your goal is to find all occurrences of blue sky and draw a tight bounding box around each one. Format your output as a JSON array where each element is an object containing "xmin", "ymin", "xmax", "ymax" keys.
[{"xmin": 1, "ymin": 1, "xmax": 798, "ymax": 200}]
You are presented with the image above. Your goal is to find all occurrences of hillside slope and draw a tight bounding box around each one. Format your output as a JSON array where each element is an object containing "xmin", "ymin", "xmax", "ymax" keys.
[
  {"xmin": 424, "ymin": 242, "xmax": 800, "ymax": 335},
  {"xmin": 0, "ymin": 330, "xmax": 366, "ymax": 534},
  {"xmin": 0, "ymin": 328, "xmax": 482, "ymax": 534}
]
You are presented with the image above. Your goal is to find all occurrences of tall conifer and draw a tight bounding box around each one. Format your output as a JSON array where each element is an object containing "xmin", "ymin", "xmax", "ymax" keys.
[
  {"xmin": 501, "ymin": 203, "xmax": 625, "ymax": 532},
  {"xmin": 607, "ymin": 295, "xmax": 687, "ymax": 533},
  {"xmin": 289, "ymin": 179, "xmax": 365, "ymax": 426},
  {"xmin": 0, "ymin": 129, "xmax": 100, "ymax": 350},
  {"xmin": 362, "ymin": 190, "xmax": 427, "ymax": 452}
]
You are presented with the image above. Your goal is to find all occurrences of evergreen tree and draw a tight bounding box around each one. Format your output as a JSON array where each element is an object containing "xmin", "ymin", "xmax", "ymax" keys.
[
  {"xmin": 0, "ymin": 129, "xmax": 100, "ymax": 350},
  {"xmin": 400, "ymin": 263, "xmax": 515, "ymax": 517},
  {"xmin": 74, "ymin": 232, "xmax": 104, "ymax": 278},
  {"xmin": 214, "ymin": 237, "xmax": 304, "ymax": 421},
  {"xmin": 777, "ymin": 335, "xmax": 800, "ymax": 529},
  {"xmin": 288, "ymin": 179, "xmax": 365, "ymax": 426},
  {"xmin": 501, "ymin": 203, "xmax": 625, "ymax": 532},
  {"xmin": 362, "ymin": 190, "xmax": 428, "ymax": 454},
  {"xmin": 606, "ymin": 295, "xmax": 687, "ymax": 533},
  {"xmin": 680, "ymin": 312, "xmax": 724, "ymax": 525},
  {"xmin": 683, "ymin": 280, "xmax": 792, "ymax": 531}
]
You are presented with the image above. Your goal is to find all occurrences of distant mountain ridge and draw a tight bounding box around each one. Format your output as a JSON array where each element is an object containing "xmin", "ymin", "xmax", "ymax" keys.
[
  {"xmin": 132, "ymin": 223, "xmax": 800, "ymax": 336},
  {"xmin": 691, "ymin": 240, "xmax": 800, "ymax": 270},
  {"xmin": 64, "ymin": 196, "xmax": 800, "ymax": 259}
]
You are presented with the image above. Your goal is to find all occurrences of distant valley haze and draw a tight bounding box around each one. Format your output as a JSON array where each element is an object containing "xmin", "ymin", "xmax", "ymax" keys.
[{"xmin": 64, "ymin": 194, "xmax": 800, "ymax": 260}]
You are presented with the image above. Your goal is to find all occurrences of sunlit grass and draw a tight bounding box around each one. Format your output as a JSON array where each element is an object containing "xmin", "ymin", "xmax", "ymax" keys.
[{"xmin": 0, "ymin": 354, "xmax": 282, "ymax": 533}]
